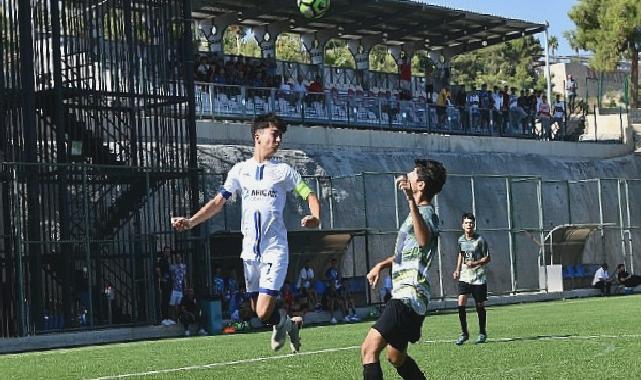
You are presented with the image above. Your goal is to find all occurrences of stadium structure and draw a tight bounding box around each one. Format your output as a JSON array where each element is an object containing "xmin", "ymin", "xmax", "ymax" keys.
[{"xmin": 1, "ymin": 0, "xmax": 640, "ymax": 347}]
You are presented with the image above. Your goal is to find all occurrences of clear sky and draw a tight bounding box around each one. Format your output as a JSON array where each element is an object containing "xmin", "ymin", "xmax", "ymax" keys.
[{"xmin": 422, "ymin": 0, "xmax": 579, "ymax": 56}]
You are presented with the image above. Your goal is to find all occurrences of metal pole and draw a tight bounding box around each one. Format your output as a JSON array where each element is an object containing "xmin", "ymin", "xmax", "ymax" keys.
[
  {"xmin": 506, "ymin": 177, "xmax": 517, "ymax": 293},
  {"xmin": 361, "ymin": 174, "xmax": 372, "ymax": 304},
  {"xmin": 435, "ymin": 194, "xmax": 444, "ymax": 299},
  {"xmin": 624, "ymin": 180, "xmax": 634, "ymax": 273},
  {"xmin": 12, "ymin": 166, "xmax": 27, "ymax": 336},
  {"xmin": 537, "ymin": 178, "xmax": 548, "ymax": 292},
  {"xmin": 617, "ymin": 180, "xmax": 627, "ymax": 266},
  {"xmin": 566, "ymin": 180, "xmax": 573, "ymax": 224},
  {"xmin": 315, "ymin": 178, "xmax": 322, "ymax": 229},
  {"xmin": 470, "ymin": 176, "xmax": 477, "ymax": 216},
  {"xmin": 328, "ymin": 177, "xmax": 335, "ymax": 229},
  {"xmin": 544, "ymin": 21, "xmax": 553, "ymax": 106},
  {"xmin": 82, "ymin": 167, "xmax": 94, "ymax": 326},
  {"xmin": 394, "ymin": 175, "xmax": 400, "ymax": 229},
  {"xmin": 597, "ymin": 179, "xmax": 606, "ymax": 263}
]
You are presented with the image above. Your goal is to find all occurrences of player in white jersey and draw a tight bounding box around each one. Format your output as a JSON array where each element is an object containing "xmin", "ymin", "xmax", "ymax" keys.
[{"xmin": 172, "ymin": 113, "xmax": 320, "ymax": 353}]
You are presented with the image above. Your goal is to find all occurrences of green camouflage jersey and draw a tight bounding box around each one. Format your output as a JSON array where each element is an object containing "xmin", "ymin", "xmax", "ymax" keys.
[
  {"xmin": 458, "ymin": 234, "xmax": 489, "ymax": 285},
  {"xmin": 391, "ymin": 204, "xmax": 439, "ymax": 315}
]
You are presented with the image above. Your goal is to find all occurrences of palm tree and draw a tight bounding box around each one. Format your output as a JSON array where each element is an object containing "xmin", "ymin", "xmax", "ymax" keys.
[{"xmin": 548, "ymin": 35, "xmax": 559, "ymax": 59}]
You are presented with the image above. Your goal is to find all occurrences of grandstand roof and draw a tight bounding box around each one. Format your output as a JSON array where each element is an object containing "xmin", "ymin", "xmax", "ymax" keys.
[{"xmin": 192, "ymin": 0, "xmax": 546, "ymax": 55}]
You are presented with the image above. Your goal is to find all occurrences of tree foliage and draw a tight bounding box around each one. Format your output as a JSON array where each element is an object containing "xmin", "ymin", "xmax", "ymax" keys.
[
  {"xmin": 451, "ymin": 36, "xmax": 546, "ymax": 90},
  {"xmin": 567, "ymin": 0, "xmax": 640, "ymax": 106}
]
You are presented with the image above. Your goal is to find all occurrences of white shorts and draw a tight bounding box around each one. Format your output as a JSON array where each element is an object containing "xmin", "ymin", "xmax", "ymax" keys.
[
  {"xmin": 169, "ymin": 290, "xmax": 183, "ymax": 306},
  {"xmin": 243, "ymin": 259, "xmax": 288, "ymax": 296}
]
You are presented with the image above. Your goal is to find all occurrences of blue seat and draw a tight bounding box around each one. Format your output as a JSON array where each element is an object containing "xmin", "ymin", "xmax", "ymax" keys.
[
  {"xmin": 563, "ymin": 265, "xmax": 575, "ymax": 279},
  {"xmin": 574, "ymin": 264, "xmax": 586, "ymax": 278}
]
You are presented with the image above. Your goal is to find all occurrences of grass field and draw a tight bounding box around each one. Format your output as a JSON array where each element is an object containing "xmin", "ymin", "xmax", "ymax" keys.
[{"xmin": 1, "ymin": 295, "xmax": 640, "ymax": 380}]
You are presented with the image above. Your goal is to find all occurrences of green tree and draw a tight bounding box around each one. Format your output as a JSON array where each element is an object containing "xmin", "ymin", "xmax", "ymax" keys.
[
  {"xmin": 451, "ymin": 36, "xmax": 545, "ymax": 90},
  {"xmin": 324, "ymin": 39, "xmax": 355, "ymax": 68},
  {"xmin": 567, "ymin": 0, "xmax": 641, "ymax": 107},
  {"xmin": 549, "ymin": 35, "xmax": 559, "ymax": 59},
  {"xmin": 276, "ymin": 33, "xmax": 310, "ymax": 63},
  {"xmin": 369, "ymin": 45, "xmax": 397, "ymax": 73},
  {"xmin": 223, "ymin": 25, "xmax": 260, "ymax": 57}
]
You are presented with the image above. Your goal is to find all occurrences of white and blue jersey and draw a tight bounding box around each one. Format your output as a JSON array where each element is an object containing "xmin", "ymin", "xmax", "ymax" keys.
[{"xmin": 221, "ymin": 158, "xmax": 312, "ymax": 293}]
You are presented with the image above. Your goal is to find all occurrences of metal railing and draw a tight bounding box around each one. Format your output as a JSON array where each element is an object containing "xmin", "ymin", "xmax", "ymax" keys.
[{"xmin": 194, "ymin": 83, "xmax": 622, "ymax": 142}]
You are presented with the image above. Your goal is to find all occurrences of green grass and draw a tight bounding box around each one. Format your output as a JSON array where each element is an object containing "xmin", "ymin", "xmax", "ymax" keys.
[{"xmin": 2, "ymin": 295, "xmax": 641, "ymax": 379}]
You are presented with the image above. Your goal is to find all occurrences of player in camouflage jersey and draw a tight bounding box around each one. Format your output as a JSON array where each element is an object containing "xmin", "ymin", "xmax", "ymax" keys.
[
  {"xmin": 453, "ymin": 213, "xmax": 491, "ymax": 345},
  {"xmin": 360, "ymin": 159, "xmax": 447, "ymax": 380}
]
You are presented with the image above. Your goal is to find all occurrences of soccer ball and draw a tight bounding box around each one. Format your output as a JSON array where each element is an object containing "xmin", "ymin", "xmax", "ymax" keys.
[{"xmin": 297, "ymin": 0, "xmax": 330, "ymax": 19}]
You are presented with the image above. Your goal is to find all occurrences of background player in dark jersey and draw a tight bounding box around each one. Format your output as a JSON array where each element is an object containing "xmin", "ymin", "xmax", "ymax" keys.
[{"xmin": 453, "ymin": 213, "xmax": 491, "ymax": 345}]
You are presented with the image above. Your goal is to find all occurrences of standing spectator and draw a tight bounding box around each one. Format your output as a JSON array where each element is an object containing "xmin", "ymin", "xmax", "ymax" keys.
[
  {"xmin": 467, "ymin": 87, "xmax": 480, "ymax": 132},
  {"xmin": 615, "ymin": 264, "xmax": 641, "ymax": 288},
  {"xmin": 166, "ymin": 253, "xmax": 187, "ymax": 325},
  {"xmin": 179, "ymin": 289, "xmax": 208, "ymax": 336},
  {"xmin": 538, "ymin": 95, "xmax": 552, "ymax": 141},
  {"xmin": 325, "ymin": 258, "xmax": 348, "ymax": 324},
  {"xmin": 552, "ymin": 95, "xmax": 565, "ymax": 140},
  {"xmin": 213, "ymin": 266, "xmax": 225, "ymax": 298},
  {"xmin": 435, "ymin": 86, "xmax": 450, "ymax": 126},
  {"xmin": 155, "ymin": 246, "xmax": 172, "ymax": 325},
  {"xmin": 297, "ymin": 260, "xmax": 317, "ymax": 308},
  {"xmin": 453, "ymin": 213, "xmax": 491, "ymax": 345},
  {"xmin": 292, "ymin": 75, "xmax": 307, "ymax": 104},
  {"xmin": 478, "ymin": 84, "xmax": 492, "ymax": 131},
  {"xmin": 399, "ymin": 56, "xmax": 412, "ymax": 101},
  {"xmin": 565, "ymin": 74, "xmax": 577, "ymax": 112},
  {"xmin": 501, "ymin": 85, "xmax": 510, "ymax": 133},
  {"xmin": 592, "ymin": 263, "xmax": 612, "ymax": 295},
  {"xmin": 517, "ymin": 89, "xmax": 531, "ymax": 134},
  {"xmin": 226, "ymin": 270, "xmax": 241, "ymax": 318}
]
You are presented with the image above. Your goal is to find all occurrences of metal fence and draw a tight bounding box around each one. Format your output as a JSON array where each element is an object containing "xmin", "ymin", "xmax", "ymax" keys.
[{"xmin": 3, "ymin": 164, "xmax": 640, "ymax": 337}]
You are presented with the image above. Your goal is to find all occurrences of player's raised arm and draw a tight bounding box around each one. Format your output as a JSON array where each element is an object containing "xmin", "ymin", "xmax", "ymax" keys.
[
  {"xmin": 171, "ymin": 193, "xmax": 228, "ymax": 231},
  {"xmin": 288, "ymin": 169, "xmax": 320, "ymax": 228},
  {"xmin": 367, "ymin": 256, "xmax": 394, "ymax": 288}
]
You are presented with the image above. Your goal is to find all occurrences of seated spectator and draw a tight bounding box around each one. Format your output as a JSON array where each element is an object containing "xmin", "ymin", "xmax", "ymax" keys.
[
  {"xmin": 276, "ymin": 281, "xmax": 294, "ymax": 313},
  {"xmin": 297, "ymin": 260, "xmax": 318, "ymax": 308},
  {"xmin": 338, "ymin": 278, "xmax": 360, "ymax": 322},
  {"xmin": 178, "ymin": 289, "xmax": 207, "ymax": 336},
  {"xmin": 308, "ymin": 76, "xmax": 323, "ymax": 93},
  {"xmin": 592, "ymin": 263, "xmax": 612, "ymax": 295},
  {"xmin": 615, "ymin": 264, "xmax": 641, "ymax": 288}
]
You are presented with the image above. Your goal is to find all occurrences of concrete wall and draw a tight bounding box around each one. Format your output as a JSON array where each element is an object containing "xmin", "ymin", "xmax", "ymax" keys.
[{"xmin": 196, "ymin": 121, "xmax": 641, "ymax": 298}]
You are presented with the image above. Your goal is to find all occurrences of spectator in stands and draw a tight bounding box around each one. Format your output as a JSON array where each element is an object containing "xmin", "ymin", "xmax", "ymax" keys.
[
  {"xmin": 212, "ymin": 68, "xmax": 226, "ymax": 85},
  {"xmin": 308, "ymin": 75, "xmax": 323, "ymax": 93},
  {"xmin": 479, "ymin": 84, "xmax": 492, "ymax": 131},
  {"xmin": 178, "ymin": 288, "xmax": 208, "ymax": 336},
  {"xmin": 293, "ymin": 75, "xmax": 307, "ymax": 103},
  {"xmin": 436, "ymin": 86, "xmax": 450, "ymax": 125},
  {"xmin": 517, "ymin": 89, "xmax": 531, "ymax": 134},
  {"xmin": 297, "ymin": 260, "xmax": 318, "ymax": 308},
  {"xmin": 565, "ymin": 74, "xmax": 577, "ymax": 112},
  {"xmin": 491, "ymin": 86, "xmax": 502, "ymax": 132},
  {"xmin": 592, "ymin": 263, "xmax": 612, "ymax": 295},
  {"xmin": 552, "ymin": 95, "xmax": 565, "ymax": 140},
  {"xmin": 399, "ymin": 56, "xmax": 412, "ymax": 101},
  {"xmin": 501, "ymin": 85, "xmax": 510, "ymax": 133},
  {"xmin": 166, "ymin": 253, "xmax": 187, "ymax": 324},
  {"xmin": 537, "ymin": 95, "xmax": 552, "ymax": 141},
  {"xmin": 615, "ymin": 264, "xmax": 641, "ymax": 288},
  {"xmin": 155, "ymin": 246, "xmax": 172, "ymax": 325}
]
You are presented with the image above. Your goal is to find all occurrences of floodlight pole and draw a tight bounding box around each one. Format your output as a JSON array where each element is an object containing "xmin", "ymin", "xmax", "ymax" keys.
[{"xmin": 544, "ymin": 21, "xmax": 553, "ymax": 106}]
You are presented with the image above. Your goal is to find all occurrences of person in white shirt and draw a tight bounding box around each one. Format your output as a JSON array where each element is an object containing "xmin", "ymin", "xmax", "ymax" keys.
[
  {"xmin": 172, "ymin": 113, "xmax": 321, "ymax": 353},
  {"xmin": 297, "ymin": 260, "xmax": 317, "ymax": 308},
  {"xmin": 592, "ymin": 263, "xmax": 612, "ymax": 295}
]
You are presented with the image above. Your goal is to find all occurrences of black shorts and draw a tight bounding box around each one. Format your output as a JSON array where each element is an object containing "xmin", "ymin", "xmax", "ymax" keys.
[
  {"xmin": 458, "ymin": 281, "xmax": 487, "ymax": 302},
  {"xmin": 372, "ymin": 299, "xmax": 425, "ymax": 352}
]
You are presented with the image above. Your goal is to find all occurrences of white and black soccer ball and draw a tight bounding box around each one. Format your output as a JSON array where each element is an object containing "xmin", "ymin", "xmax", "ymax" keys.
[{"xmin": 297, "ymin": 0, "xmax": 331, "ymax": 19}]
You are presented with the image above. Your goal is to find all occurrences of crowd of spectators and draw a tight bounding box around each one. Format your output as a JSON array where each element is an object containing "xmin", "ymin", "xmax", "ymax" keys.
[{"xmin": 195, "ymin": 53, "xmax": 278, "ymax": 88}]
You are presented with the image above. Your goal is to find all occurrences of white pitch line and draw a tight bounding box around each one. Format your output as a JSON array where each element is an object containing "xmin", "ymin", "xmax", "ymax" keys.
[
  {"xmin": 86, "ymin": 333, "xmax": 641, "ymax": 380},
  {"xmin": 85, "ymin": 345, "xmax": 360, "ymax": 380}
]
